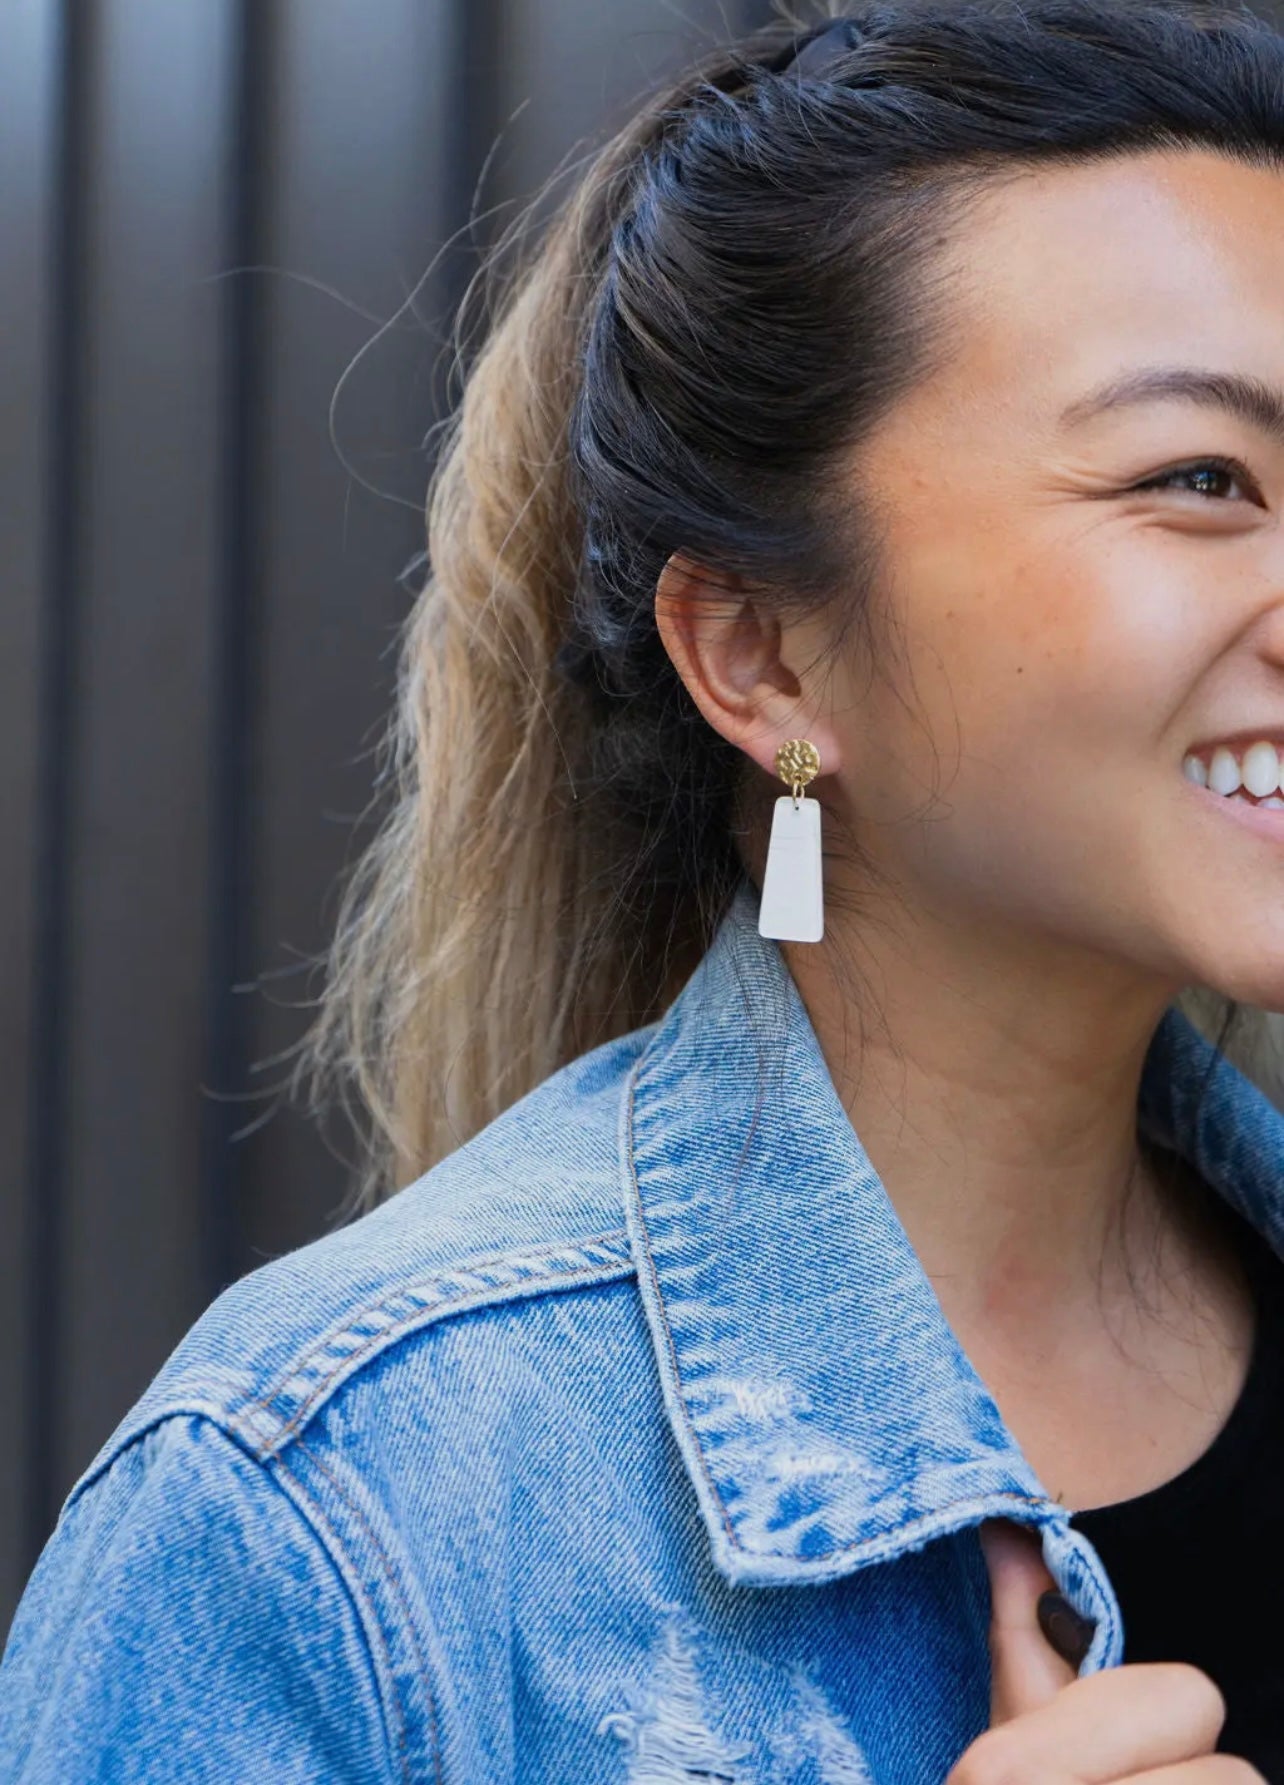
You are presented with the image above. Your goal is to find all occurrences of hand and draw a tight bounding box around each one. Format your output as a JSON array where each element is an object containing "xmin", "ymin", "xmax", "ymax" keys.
[{"xmin": 945, "ymin": 1518, "xmax": 1264, "ymax": 1783}]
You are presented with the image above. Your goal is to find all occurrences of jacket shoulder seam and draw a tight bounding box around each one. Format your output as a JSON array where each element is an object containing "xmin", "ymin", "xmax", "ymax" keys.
[
  {"xmin": 227, "ymin": 1227, "xmax": 635, "ymax": 1457},
  {"xmin": 269, "ymin": 1431, "xmax": 435, "ymax": 1785}
]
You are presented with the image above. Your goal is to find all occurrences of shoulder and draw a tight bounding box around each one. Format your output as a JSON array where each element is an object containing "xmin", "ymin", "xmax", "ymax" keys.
[
  {"xmin": 0, "ymin": 1410, "xmax": 402, "ymax": 1783},
  {"xmin": 63, "ymin": 1020, "xmax": 658, "ymax": 1517},
  {"xmin": 2, "ymin": 1023, "xmax": 665, "ymax": 1783}
]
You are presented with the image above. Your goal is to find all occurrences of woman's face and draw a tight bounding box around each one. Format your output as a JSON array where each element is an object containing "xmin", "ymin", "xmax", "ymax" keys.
[{"xmin": 824, "ymin": 146, "xmax": 1284, "ymax": 1011}]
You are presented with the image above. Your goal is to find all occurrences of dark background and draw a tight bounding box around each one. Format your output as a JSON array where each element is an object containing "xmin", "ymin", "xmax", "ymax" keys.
[{"xmin": 0, "ymin": 0, "xmax": 771, "ymax": 1640}]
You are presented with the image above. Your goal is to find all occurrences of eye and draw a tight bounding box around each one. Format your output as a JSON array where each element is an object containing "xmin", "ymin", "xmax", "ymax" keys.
[{"xmin": 1132, "ymin": 455, "xmax": 1263, "ymax": 504}]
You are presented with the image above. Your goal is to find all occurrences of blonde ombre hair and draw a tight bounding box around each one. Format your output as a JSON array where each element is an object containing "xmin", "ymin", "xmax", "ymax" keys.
[{"xmin": 291, "ymin": 0, "xmax": 1284, "ymax": 1216}]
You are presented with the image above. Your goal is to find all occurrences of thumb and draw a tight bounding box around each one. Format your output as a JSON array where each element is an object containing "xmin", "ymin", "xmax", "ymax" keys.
[{"xmin": 979, "ymin": 1518, "xmax": 1081, "ymax": 1725}]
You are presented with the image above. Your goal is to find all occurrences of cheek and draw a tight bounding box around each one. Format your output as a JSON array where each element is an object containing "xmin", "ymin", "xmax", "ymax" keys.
[
  {"xmin": 891, "ymin": 550, "xmax": 1197, "ymax": 780},
  {"xmin": 884, "ymin": 734, "xmax": 1151, "ymax": 942},
  {"xmin": 846, "ymin": 559, "xmax": 1199, "ymax": 906},
  {"xmin": 851, "ymin": 588, "xmax": 1089, "ymax": 821}
]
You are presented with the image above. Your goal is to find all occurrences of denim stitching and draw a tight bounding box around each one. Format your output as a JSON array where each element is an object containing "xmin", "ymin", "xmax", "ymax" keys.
[
  {"xmin": 625, "ymin": 1058, "xmax": 743, "ymax": 1554},
  {"xmin": 625, "ymin": 1054, "xmax": 1050, "ymax": 1565},
  {"xmin": 265, "ymin": 1445, "xmax": 412, "ymax": 1785},
  {"xmin": 257, "ymin": 1248, "xmax": 632, "ymax": 1451},
  {"xmin": 231, "ymin": 1237, "xmax": 634, "ymax": 1454},
  {"xmin": 246, "ymin": 1242, "xmax": 628, "ymax": 1420},
  {"xmin": 277, "ymin": 1434, "xmax": 443, "ymax": 1785}
]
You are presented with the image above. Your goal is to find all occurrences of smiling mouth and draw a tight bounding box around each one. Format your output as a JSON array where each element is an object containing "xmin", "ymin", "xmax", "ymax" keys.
[{"xmin": 1183, "ymin": 740, "xmax": 1284, "ymax": 808}]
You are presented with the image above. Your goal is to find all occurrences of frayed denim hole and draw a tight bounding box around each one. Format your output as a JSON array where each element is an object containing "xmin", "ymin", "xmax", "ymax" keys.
[{"xmin": 597, "ymin": 1613, "xmax": 754, "ymax": 1783}]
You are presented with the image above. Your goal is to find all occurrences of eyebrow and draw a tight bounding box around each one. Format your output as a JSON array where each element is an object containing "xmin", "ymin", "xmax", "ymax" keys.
[{"xmin": 1058, "ymin": 366, "xmax": 1284, "ymax": 449}]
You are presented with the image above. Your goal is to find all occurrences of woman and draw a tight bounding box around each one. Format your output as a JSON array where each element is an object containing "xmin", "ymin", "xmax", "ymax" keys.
[{"xmin": 5, "ymin": 0, "xmax": 1284, "ymax": 1778}]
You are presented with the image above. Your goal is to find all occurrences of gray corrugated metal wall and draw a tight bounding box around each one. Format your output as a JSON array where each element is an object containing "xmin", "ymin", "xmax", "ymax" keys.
[{"xmin": 0, "ymin": 0, "xmax": 768, "ymax": 1639}]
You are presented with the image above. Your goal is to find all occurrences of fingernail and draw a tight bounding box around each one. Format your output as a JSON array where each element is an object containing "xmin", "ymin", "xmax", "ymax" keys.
[{"xmin": 1036, "ymin": 1590, "xmax": 1096, "ymax": 1667}]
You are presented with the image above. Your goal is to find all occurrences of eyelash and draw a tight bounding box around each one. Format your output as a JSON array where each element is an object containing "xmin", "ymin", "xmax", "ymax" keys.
[{"xmin": 1132, "ymin": 454, "xmax": 1262, "ymax": 503}]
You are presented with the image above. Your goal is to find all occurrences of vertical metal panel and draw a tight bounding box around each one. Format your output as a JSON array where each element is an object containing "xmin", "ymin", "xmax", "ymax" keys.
[
  {"xmin": 58, "ymin": 0, "xmax": 237, "ymax": 1504},
  {"xmin": 0, "ymin": 0, "xmax": 65, "ymax": 1630},
  {"xmin": 229, "ymin": 0, "xmax": 462, "ymax": 1269},
  {"xmin": 198, "ymin": 0, "xmax": 273, "ymax": 1314},
  {"xmin": 495, "ymin": 0, "xmax": 750, "ymax": 202}
]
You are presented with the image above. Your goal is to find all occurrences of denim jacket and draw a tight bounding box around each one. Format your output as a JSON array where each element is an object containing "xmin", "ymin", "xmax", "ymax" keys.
[{"xmin": 4, "ymin": 875, "xmax": 1284, "ymax": 1784}]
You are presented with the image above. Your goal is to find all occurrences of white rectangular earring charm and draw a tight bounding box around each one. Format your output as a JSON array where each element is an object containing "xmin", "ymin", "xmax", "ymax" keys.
[{"xmin": 758, "ymin": 794, "xmax": 824, "ymax": 942}]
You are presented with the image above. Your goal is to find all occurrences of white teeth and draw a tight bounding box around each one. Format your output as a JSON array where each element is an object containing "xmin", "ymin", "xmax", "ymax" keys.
[
  {"xmin": 1263, "ymin": 797, "xmax": 1284, "ymax": 810},
  {"xmin": 1188, "ymin": 741, "xmax": 1284, "ymax": 798},
  {"xmin": 1209, "ymin": 747, "xmax": 1243, "ymax": 795},
  {"xmin": 1242, "ymin": 741, "xmax": 1284, "ymax": 797}
]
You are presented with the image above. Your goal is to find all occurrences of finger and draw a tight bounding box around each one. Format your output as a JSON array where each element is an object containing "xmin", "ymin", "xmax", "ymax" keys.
[
  {"xmin": 1124, "ymin": 1758, "xmax": 1266, "ymax": 1783},
  {"xmin": 977, "ymin": 1659, "xmax": 1227, "ymax": 1779},
  {"xmin": 980, "ymin": 1518, "xmax": 1078, "ymax": 1724}
]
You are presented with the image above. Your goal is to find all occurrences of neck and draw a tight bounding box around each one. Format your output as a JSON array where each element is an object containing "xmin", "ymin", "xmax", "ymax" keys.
[{"xmin": 782, "ymin": 895, "xmax": 1197, "ymax": 1336}]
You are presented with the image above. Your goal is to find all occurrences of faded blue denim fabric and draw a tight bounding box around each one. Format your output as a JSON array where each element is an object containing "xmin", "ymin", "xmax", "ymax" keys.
[{"xmin": 4, "ymin": 873, "xmax": 1284, "ymax": 1783}]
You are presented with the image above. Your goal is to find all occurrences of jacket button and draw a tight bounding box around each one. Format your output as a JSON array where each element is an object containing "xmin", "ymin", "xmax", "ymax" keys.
[{"xmin": 1037, "ymin": 1590, "xmax": 1096, "ymax": 1667}]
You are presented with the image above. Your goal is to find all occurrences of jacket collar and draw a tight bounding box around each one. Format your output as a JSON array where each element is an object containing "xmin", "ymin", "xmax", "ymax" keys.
[{"xmin": 622, "ymin": 874, "xmax": 1284, "ymax": 1595}]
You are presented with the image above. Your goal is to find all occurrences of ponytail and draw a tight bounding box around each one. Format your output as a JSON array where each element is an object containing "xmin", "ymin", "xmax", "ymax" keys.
[{"xmin": 292, "ymin": 26, "xmax": 810, "ymax": 1210}]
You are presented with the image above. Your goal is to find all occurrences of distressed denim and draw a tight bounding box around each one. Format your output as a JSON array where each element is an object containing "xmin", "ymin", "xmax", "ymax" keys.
[{"xmin": 4, "ymin": 873, "xmax": 1284, "ymax": 1783}]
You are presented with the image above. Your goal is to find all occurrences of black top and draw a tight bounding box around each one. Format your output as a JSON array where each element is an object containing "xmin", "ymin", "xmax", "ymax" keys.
[{"xmin": 1070, "ymin": 1196, "xmax": 1284, "ymax": 1781}]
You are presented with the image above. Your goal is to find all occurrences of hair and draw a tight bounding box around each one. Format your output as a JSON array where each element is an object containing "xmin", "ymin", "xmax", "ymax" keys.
[{"xmin": 293, "ymin": 0, "xmax": 1284, "ymax": 1217}]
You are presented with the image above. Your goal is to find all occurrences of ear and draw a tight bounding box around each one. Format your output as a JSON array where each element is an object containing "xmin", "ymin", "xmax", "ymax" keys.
[{"xmin": 654, "ymin": 551, "xmax": 842, "ymax": 782}]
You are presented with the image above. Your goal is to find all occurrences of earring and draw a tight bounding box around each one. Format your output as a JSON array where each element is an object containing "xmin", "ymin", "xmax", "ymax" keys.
[{"xmin": 757, "ymin": 739, "xmax": 824, "ymax": 942}]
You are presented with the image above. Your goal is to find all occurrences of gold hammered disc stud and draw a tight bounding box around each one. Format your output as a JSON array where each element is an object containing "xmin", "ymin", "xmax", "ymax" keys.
[{"xmin": 774, "ymin": 738, "xmax": 821, "ymax": 806}]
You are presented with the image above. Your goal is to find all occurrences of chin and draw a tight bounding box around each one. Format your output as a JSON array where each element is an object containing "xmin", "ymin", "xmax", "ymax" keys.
[{"xmin": 1176, "ymin": 969, "xmax": 1284, "ymax": 1021}]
